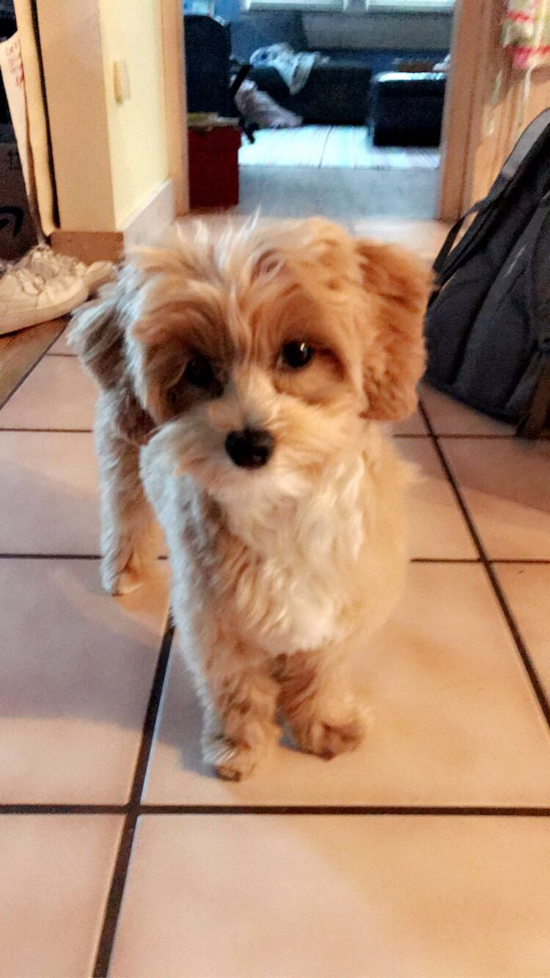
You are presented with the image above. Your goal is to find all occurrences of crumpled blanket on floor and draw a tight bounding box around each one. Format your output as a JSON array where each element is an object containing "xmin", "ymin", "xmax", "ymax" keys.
[
  {"xmin": 234, "ymin": 79, "xmax": 302, "ymax": 129},
  {"xmin": 250, "ymin": 43, "xmax": 327, "ymax": 95}
]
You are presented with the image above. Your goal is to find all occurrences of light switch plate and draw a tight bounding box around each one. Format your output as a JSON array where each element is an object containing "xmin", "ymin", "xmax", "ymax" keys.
[{"xmin": 113, "ymin": 60, "xmax": 131, "ymax": 104}]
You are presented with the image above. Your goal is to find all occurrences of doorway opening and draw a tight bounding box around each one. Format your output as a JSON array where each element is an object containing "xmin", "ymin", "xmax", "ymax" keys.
[{"xmin": 187, "ymin": 2, "xmax": 456, "ymax": 222}]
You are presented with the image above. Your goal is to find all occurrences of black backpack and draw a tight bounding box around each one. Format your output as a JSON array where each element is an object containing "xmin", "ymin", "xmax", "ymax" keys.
[{"xmin": 424, "ymin": 109, "xmax": 550, "ymax": 438}]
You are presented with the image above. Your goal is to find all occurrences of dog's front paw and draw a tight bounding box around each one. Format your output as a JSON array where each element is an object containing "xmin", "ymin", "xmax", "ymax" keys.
[
  {"xmin": 291, "ymin": 711, "xmax": 367, "ymax": 760},
  {"xmin": 203, "ymin": 735, "xmax": 260, "ymax": 782},
  {"xmin": 101, "ymin": 553, "xmax": 146, "ymax": 595}
]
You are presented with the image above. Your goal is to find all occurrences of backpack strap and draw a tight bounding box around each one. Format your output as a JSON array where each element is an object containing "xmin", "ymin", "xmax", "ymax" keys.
[
  {"xmin": 432, "ymin": 201, "xmax": 483, "ymax": 278},
  {"xmin": 499, "ymin": 109, "xmax": 550, "ymax": 184},
  {"xmin": 431, "ymin": 109, "xmax": 550, "ymax": 291}
]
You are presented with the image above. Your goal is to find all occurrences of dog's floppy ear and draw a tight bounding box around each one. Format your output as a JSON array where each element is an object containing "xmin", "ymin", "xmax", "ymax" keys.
[
  {"xmin": 69, "ymin": 267, "xmax": 154, "ymax": 443},
  {"xmin": 68, "ymin": 277, "xmax": 127, "ymax": 390},
  {"xmin": 355, "ymin": 240, "xmax": 431, "ymax": 422}
]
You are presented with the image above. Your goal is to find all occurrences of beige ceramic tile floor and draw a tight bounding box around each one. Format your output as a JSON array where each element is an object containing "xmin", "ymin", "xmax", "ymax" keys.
[{"xmin": 1, "ymin": 328, "xmax": 549, "ymax": 978}]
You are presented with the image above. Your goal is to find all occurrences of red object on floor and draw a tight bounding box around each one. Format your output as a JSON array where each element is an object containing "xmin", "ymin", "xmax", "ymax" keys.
[{"xmin": 188, "ymin": 127, "xmax": 241, "ymax": 209}]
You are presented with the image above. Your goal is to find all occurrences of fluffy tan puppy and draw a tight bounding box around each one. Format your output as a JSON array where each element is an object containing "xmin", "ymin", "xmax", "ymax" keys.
[{"xmin": 70, "ymin": 217, "xmax": 430, "ymax": 781}]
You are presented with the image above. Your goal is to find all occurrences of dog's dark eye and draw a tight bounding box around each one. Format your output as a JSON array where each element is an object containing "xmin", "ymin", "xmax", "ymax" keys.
[
  {"xmin": 184, "ymin": 355, "xmax": 214, "ymax": 388},
  {"xmin": 279, "ymin": 341, "xmax": 315, "ymax": 370}
]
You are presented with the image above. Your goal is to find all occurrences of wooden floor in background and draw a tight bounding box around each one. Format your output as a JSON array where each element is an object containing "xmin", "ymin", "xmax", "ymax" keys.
[
  {"xmin": 0, "ymin": 318, "xmax": 67, "ymax": 410},
  {"xmin": 239, "ymin": 126, "xmax": 440, "ymax": 171}
]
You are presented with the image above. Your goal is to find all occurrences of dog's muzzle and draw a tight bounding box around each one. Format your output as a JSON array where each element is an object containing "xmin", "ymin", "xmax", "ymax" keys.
[{"xmin": 225, "ymin": 428, "xmax": 275, "ymax": 469}]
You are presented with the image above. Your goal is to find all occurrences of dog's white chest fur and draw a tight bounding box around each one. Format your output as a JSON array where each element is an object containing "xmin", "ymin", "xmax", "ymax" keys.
[
  {"xmin": 223, "ymin": 459, "xmax": 369, "ymax": 653},
  {"xmin": 141, "ymin": 426, "xmax": 411, "ymax": 658},
  {"xmin": 244, "ymin": 548, "xmax": 345, "ymax": 653}
]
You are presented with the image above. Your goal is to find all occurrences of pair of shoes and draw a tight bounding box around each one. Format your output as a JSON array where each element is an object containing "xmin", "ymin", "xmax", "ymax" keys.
[
  {"xmin": 18, "ymin": 243, "xmax": 114, "ymax": 293},
  {"xmin": 0, "ymin": 267, "xmax": 89, "ymax": 335},
  {"xmin": 0, "ymin": 245, "xmax": 114, "ymax": 336}
]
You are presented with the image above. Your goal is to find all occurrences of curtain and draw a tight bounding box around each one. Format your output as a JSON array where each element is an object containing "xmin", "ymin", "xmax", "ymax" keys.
[{"xmin": 502, "ymin": 0, "xmax": 550, "ymax": 69}]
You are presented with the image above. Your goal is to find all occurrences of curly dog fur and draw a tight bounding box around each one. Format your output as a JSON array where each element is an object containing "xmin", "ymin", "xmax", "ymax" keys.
[{"xmin": 70, "ymin": 216, "xmax": 430, "ymax": 780}]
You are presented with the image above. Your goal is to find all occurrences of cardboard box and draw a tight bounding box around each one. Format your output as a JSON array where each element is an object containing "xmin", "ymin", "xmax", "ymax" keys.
[{"xmin": 0, "ymin": 128, "xmax": 37, "ymax": 261}]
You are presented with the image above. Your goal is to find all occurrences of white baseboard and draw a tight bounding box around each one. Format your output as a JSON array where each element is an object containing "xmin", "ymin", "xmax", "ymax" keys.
[{"xmin": 50, "ymin": 178, "xmax": 176, "ymax": 263}]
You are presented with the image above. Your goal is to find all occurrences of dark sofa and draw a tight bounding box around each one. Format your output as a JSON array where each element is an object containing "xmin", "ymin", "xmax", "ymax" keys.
[
  {"xmin": 247, "ymin": 60, "xmax": 372, "ymax": 126},
  {"xmin": 230, "ymin": 11, "xmax": 368, "ymax": 124},
  {"xmin": 228, "ymin": 10, "xmax": 447, "ymax": 128}
]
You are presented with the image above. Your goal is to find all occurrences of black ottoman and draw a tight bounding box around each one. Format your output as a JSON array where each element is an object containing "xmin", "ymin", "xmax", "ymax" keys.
[{"xmin": 368, "ymin": 72, "xmax": 447, "ymax": 147}]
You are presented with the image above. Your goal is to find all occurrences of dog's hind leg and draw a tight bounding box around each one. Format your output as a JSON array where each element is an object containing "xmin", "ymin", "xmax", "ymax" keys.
[
  {"xmin": 95, "ymin": 407, "xmax": 156, "ymax": 595},
  {"xmin": 275, "ymin": 650, "xmax": 367, "ymax": 760}
]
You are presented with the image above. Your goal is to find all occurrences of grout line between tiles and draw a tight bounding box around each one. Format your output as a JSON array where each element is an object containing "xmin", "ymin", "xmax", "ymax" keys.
[
  {"xmin": 411, "ymin": 557, "xmax": 480, "ymax": 563},
  {"xmin": 419, "ymin": 400, "xmax": 550, "ymax": 731},
  {"xmin": 0, "ymin": 554, "xmax": 168, "ymax": 562},
  {"xmin": 0, "ymin": 427, "xmax": 93, "ymax": 433},
  {"xmin": 0, "ymin": 553, "xmax": 101, "ymax": 559},
  {"xmin": 0, "ymin": 804, "xmax": 126, "ymax": 815},
  {"xmin": 416, "ymin": 433, "xmax": 515, "ymax": 439},
  {"xmin": 137, "ymin": 805, "xmax": 550, "ymax": 817},
  {"xmin": 491, "ymin": 558, "xmax": 550, "ymax": 565},
  {"xmin": 1, "ymin": 553, "xmax": 546, "ymax": 565},
  {"xmin": 420, "ymin": 432, "xmax": 549, "ymax": 440},
  {"xmin": 0, "ymin": 323, "xmax": 66, "ymax": 413},
  {"xmin": 0, "ymin": 427, "xmax": 535, "ymax": 444},
  {"xmin": 92, "ymin": 622, "xmax": 175, "ymax": 978},
  {"xmin": 395, "ymin": 432, "xmax": 515, "ymax": 439},
  {"xmin": 1, "ymin": 803, "xmax": 549, "ymax": 817}
]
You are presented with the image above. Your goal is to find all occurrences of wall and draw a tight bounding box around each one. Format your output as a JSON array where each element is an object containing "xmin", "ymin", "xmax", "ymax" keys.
[
  {"xmin": 37, "ymin": 0, "xmax": 116, "ymax": 231},
  {"xmin": 216, "ymin": 4, "xmax": 452, "ymax": 51},
  {"xmin": 37, "ymin": 0, "xmax": 171, "ymax": 233},
  {"xmin": 98, "ymin": 0, "xmax": 169, "ymax": 227},
  {"xmin": 304, "ymin": 10, "xmax": 452, "ymax": 49}
]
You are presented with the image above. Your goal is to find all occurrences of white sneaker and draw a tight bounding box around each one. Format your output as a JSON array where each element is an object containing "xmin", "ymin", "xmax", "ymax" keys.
[
  {"xmin": 0, "ymin": 267, "xmax": 89, "ymax": 335},
  {"xmin": 18, "ymin": 244, "xmax": 114, "ymax": 293}
]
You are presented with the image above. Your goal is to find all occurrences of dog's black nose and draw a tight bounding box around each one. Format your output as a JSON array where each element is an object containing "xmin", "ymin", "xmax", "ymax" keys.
[{"xmin": 225, "ymin": 428, "xmax": 274, "ymax": 469}]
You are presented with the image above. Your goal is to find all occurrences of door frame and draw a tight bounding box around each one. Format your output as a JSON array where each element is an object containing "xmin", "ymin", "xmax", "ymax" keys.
[
  {"xmin": 162, "ymin": 0, "xmax": 189, "ymax": 216},
  {"xmin": 172, "ymin": 0, "xmax": 480, "ymax": 224},
  {"xmin": 437, "ymin": 0, "xmax": 490, "ymax": 221}
]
